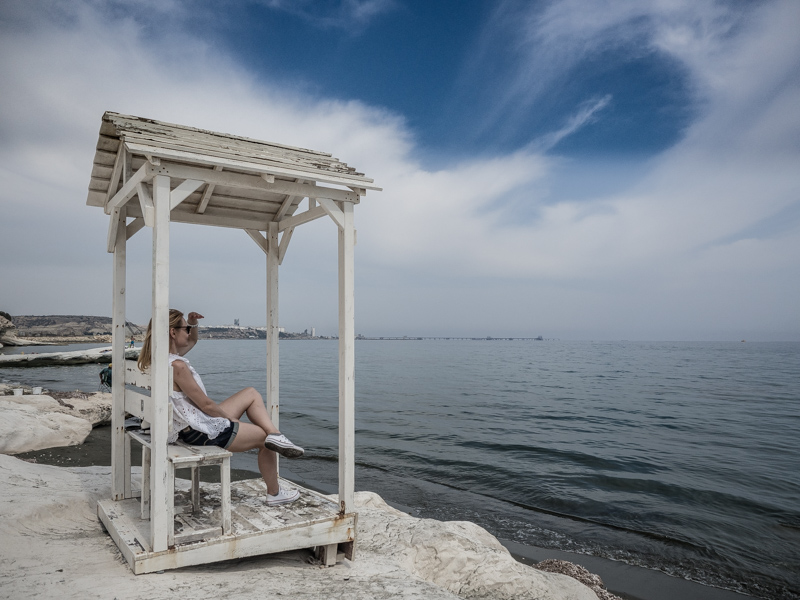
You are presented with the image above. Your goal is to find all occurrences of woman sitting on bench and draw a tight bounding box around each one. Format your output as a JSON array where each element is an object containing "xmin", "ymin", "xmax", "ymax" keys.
[{"xmin": 138, "ymin": 309, "xmax": 302, "ymax": 506}]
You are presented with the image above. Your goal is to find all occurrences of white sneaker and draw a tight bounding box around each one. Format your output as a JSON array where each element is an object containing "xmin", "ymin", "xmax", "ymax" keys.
[
  {"xmin": 265, "ymin": 433, "xmax": 305, "ymax": 458},
  {"xmin": 266, "ymin": 486, "xmax": 300, "ymax": 506}
]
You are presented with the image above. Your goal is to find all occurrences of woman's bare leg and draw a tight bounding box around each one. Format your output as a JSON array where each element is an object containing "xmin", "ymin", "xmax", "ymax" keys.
[
  {"xmin": 257, "ymin": 448, "xmax": 278, "ymax": 494},
  {"xmin": 226, "ymin": 422, "xmax": 280, "ymax": 494},
  {"xmin": 219, "ymin": 387, "xmax": 280, "ymax": 435}
]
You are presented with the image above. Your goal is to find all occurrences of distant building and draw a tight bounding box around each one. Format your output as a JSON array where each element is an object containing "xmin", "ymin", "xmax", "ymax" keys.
[{"xmin": 311, "ymin": 327, "xmax": 316, "ymax": 338}]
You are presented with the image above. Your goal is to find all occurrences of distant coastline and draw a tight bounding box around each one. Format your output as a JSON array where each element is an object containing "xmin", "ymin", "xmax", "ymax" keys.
[{"xmin": 2, "ymin": 314, "xmax": 549, "ymax": 345}]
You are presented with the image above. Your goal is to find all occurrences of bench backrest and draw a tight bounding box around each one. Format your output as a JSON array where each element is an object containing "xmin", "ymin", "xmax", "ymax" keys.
[{"xmin": 124, "ymin": 359, "xmax": 173, "ymax": 431}]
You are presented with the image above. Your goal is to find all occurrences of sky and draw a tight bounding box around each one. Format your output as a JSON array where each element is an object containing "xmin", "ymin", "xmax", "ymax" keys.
[{"xmin": 1, "ymin": 0, "xmax": 798, "ymax": 341}]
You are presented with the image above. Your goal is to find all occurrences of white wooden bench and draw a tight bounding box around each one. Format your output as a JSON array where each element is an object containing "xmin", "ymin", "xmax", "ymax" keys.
[{"xmin": 124, "ymin": 359, "xmax": 232, "ymax": 546}]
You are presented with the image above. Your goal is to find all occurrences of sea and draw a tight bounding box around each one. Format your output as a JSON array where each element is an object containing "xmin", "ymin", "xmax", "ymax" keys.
[{"xmin": 2, "ymin": 339, "xmax": 798, "ymax": 599}]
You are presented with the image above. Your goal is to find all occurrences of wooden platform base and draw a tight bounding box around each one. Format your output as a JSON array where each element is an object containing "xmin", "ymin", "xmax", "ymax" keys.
[{"xmin": 98, "ymin": 477, "xmax": 356, "ymax": 574}]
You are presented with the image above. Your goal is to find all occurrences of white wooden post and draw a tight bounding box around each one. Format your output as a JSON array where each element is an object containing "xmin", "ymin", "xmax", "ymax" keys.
[
  {"xmin": 266, "ymin": 222, "xmax": 280, "ymax": 434},
  {"xmin": 150, "ymin": 174, "xmax": 171, "ymax": 552},
  {"xmin": 338, "ymin": 202, "xmax": 355, "ymax": 513},
  {"xmin": 111, "ymin": 206, "xmax": 127, "ymax": 500}
]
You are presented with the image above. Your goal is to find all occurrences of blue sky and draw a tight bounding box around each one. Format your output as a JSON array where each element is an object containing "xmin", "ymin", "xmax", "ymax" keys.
[
  {"xmin": 1, "ymin": 0, "xmax": 798, "ymax": 340},
  {"xmin": 133, "ymin": 0, "xmax": 695, "ymax": 158}
]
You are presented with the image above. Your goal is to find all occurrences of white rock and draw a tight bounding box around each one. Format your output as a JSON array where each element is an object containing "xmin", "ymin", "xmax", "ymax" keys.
[
  {"xmin": 2, "ymin": 392, "xmax": 111, "ymax": 427},
  {"xmin": 0, "ymin": 398, "xmax": 93, "ymax": 454},
  {"xmin": 0, "ymin": 456, "xmax": 599, "ymax": 600},
  {"xmin": 354, "ymin": 491, "xmax": 598, "ymax": 600}
]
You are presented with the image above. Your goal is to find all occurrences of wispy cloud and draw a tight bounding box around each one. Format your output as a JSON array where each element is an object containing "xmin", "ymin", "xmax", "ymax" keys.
[
  {"xmin": 0, "ymin": 0, "xmax": 798, "ymax": 339},
  {"xmin": 464, "ymin": 0, "xmax": 747, "ymax": 144},
  {"xmin": 258, "ymin": 0, "xmax": 397, "ymax": 29},
  {"xmin": 528, "ymin": 94, "xmax": 612, "ymax": 152}
]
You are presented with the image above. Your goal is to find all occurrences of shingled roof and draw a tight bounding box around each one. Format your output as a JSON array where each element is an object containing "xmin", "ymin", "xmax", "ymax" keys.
[{"xmin": 87, "ymin": 112, "xmax": 379, "ymax": 231}]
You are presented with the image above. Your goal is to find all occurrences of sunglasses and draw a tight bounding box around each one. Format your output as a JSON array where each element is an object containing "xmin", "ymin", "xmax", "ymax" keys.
[{"xmin": 174, "ymin": 325, "xmax": 197, "ymax": 334}]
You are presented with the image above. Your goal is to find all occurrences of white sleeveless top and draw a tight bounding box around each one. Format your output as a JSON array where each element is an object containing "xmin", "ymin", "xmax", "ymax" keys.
[{"xmin": 168, "ymin": 354, "xmax": 230, "ymax": 443}]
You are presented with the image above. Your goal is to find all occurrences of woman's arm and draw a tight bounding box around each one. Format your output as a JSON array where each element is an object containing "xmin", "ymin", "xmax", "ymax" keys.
[
  {"xmin": 171, "ymin": 360, "xmax": 230, "ymax": 420},
  {"xmin": 180, "ymin": 311, "xmax": 204, "ymax": 356}
]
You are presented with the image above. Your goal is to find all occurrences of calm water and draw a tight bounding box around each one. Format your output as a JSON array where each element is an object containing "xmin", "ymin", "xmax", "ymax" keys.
[{"xmin": 2, "ymin": 340, "xmax": 799, "ymax": 598}]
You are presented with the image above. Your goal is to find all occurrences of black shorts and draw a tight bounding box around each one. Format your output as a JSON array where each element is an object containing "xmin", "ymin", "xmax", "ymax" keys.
[{"xmin": 178, "ymin": 421, "xmax": 239, "ymax": 449}]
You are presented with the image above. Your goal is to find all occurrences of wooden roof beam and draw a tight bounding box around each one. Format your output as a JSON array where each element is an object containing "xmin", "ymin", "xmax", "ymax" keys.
[
  {"xmin": 169, "ymin": 179, "xmax": 205, "ymax": 210},
  {"xmin": 244, "ymin": 227, "xmax": 293, "ymax": 264},
  {"xmin": 197, "ymin": 166, "xmax": 223, "ymax": 214},
  {"xmin": 105, "ymin": 163, "xmax": 153, "ymax": 214},
  {"xmin": 124, "ymin": 141, "xmax": 380, "ymax": 190},
  {"xmin": 245, "ymin": 229, "xmax": 268, "ymax": 254},
  {"xmin": 126, "ymin": 217, "xmax": 146, "ymax": 240},
  {"xmin": 273, "ymin": 179, "xmax": 305, "ymax": 222},
  {"xmin": 278, "ymin": 227, "xmax": 294, "ymax": 265},
  {"xmin": 137, "ymin": 182, "xmax": 154, "ymax": 227},
  {"xmin": 150, "ymin": 162, "xmax": 359, "ymax": 202},
  {"xmin": 317, "ymin": 198, "xmax": 344, "ymax": 230},
  {"xmin": 278, "ymin": 205, "xmax": 327, "ymax": 232},
  {"xmin": 105, "ymin": 144, "xmax": 125, "ymax": 204}
]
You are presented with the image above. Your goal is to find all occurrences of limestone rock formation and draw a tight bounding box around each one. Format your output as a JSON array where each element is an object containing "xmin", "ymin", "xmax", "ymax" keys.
[
  {"xmin": 0, "ymin": 346, "xmax": 139, "ymax": 366},
  {"xmin": 0, "ymin": 391, "xmax": 110, "ymax": 454},
  {"xmin": 354, "ymin": 491, "xmax": 598, "ymax": 600},
  {"xmin": 2, "ymin": 391, "xmax": 111, "ymax": 427},
  {"xmin": 0, "ymin": 312, "xmax": 35, "ymax": 347},
  {"xmin": 0, "ymin": 399, "xmax": 93, "ymax": 454},
  {"xmin": 0, "ymin": 456, "xmax": 601, "ymax": 600}
]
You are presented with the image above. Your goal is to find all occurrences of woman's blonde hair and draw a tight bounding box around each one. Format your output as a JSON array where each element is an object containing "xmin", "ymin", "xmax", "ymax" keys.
[{"xmin": 137, "ymin": 309, "xmax": 185, "ymax": 371}]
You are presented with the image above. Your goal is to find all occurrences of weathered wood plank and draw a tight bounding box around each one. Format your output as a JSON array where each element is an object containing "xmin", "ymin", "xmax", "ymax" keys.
[
  {"xmin": 150, "ymin": 174, "xmax": 171, "ymax": 553},
  {"xmin": 125, "ymin": 359, "xmax": 152, "ymax": 389},
  {"xmin": 124, "ymin": 194, "xmax": 277, "ymax": 230},
  {"xmin": 275, "ymin": 194, "xmax": 301, "ymax": 222},
  {"xmin": 169, "ymin": 179, "xmax": 204, "ymax": 210},
  {"xmin": 338, "ymin": 202, "xmax": 355, "ymax": 514},
  {"xmin": 124, "ymin": 141, "xmax": 380, "ymax": 190},
  {"xmin": 106, "ymin": 207, "xmax": 123, "ymax": 254},
  {"xmin": 120, "ymin": 125, "xmax": 335, "ymax": 162},
  {"xmin": 197, "ymin": 165, "xmax": 222, "ymax": 214},
  {"xmin": 97, "ymin": 500, "xmax": 145, "ymax": 570},
  {"xmin": 278, "ymin": 205, "xmax": 327, "ymax": 232},
  {"xmin": 89, "ymin": 177, "xmax": 110, "ymax": 193},
  {"xmin": 147, "ymin": 161, "xmax": 360, "ymax": 202},
  {"xmin": 126, "ymin": 216, "xmax": 146, "ymax": 240},
  {"xmin": 97, "ymin": 133, "xmax": 120, "ymax": 152},
  {"xmin": 94, "ymin": 149, "xmax": 119, "ymax": 167},
  {"xmin": 141, "ymin": 446, "xmax": 151, "ymax": 520},
  {"xmin": 112, "ymin": 207, "xmax": 127, "ymax": 500},
  {"xmin": 174, "ymin": 524, "xmax": 223, "ymax": 546},
  {"xmin": 220, "ymin": 461, "xmax": 231, "ymax": 535},
  {"xmin": 105, "ymin": 144, "xmax": 125, "ymax": 205},
  {"xmin": 278, "ymin": 227, "xmax": 294, "ymax": 265},
  {"xmin": 91, "ymin": 163, "xmax": 114, "ymax": 180},
  {"xmin": 123, "ymin": 129, "xmax": 348, "ymax": 173},
  {"xmin": 137, "ymin": 182, "xmax": 154, "ymax": 227},
  {"xmin": 318, "ymin": 198, "xmax": 344, "ymax": 229},
  {"xmin": 105, "ymin": 162, "xmax": 152, "ymax": 214},
  {"xmin": 267, "ymin": 222, "xmax": 279, "ymax": 442},
  {"xmin": 87, "ymin": 189, "xmax": 107, "ymax": 207},
  {"xmin": 197, "ymin": 191, "xmax": 284, "ymax": 213},
  {"xmin": 245, "ymin": 229, "xmax": 268, "ymax": 254},
  {"xmin": 124, "ymin": 390, "xmax": 154, "ymax": 423},
  {"xmin": 131, "ymin": 189, "xmax": 284, "ymax": 216}
]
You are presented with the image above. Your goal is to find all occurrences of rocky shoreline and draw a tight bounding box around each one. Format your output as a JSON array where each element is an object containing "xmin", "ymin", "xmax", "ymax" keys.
[
  {"xmin": 0, "ymin": 313, "xmax": 146, "ymax": 347},
  {"xmin": 0, "ymin": 382, "xmax": 110, "ymax": 454},
  {"xmin": 0, "ymin": 382, "xmax": 622, "ymax": 600}
]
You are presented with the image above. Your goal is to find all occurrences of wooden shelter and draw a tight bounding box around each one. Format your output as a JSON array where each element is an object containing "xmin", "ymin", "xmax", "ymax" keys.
[{"xmin": 86, "ymin": 112, "xmax": 379, "ymax": 573}]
